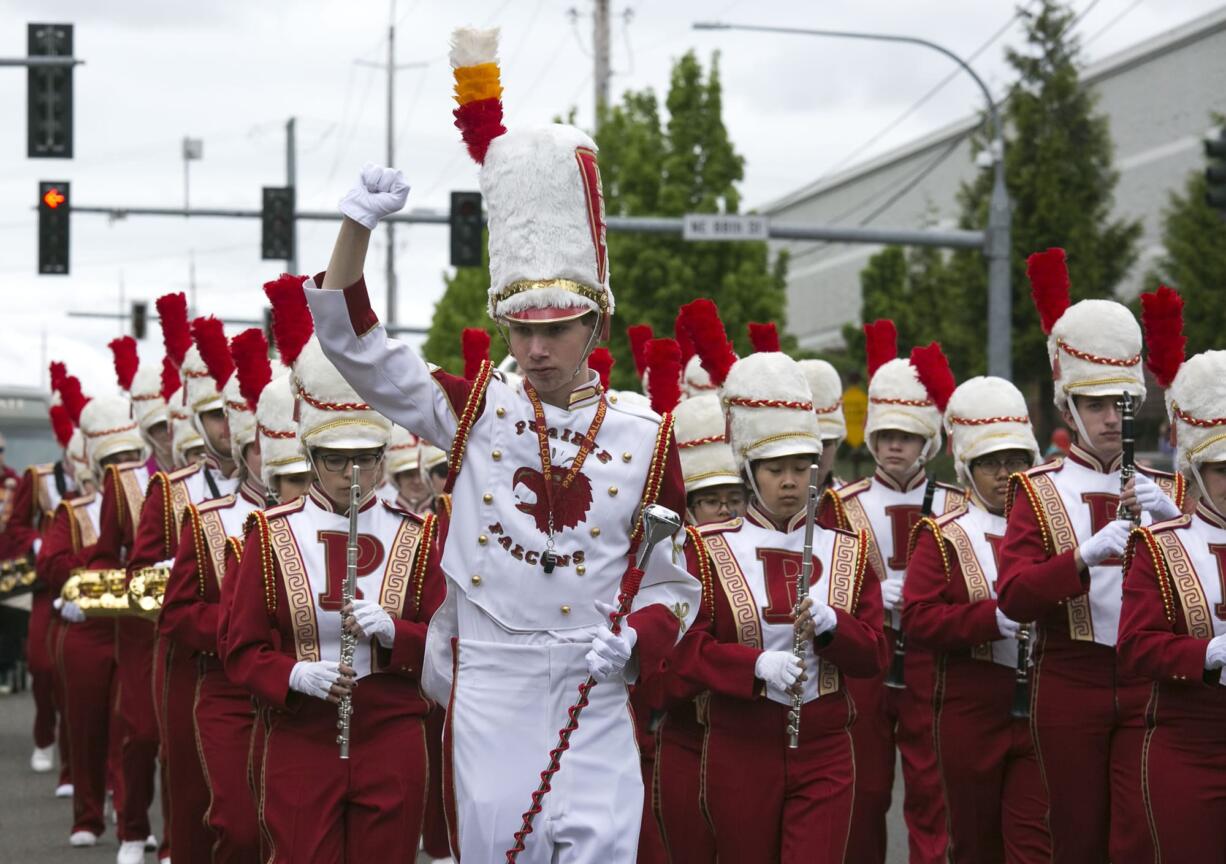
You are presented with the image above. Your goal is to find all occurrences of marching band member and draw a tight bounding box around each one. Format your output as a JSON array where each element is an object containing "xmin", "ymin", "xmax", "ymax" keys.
[
  {"xmin": 816, "ymin": 321, "xmax": 966, "ymax": 864},
  {"xmin": 303, "ymin": 27, "xmax": 699, "ymax": 862},
  {"xmin": 224, "ymin": 335, "xmax": 443, "ymax": 862},
  {"xmin": 673, "ymin": 347, "xmax": 887, "ymax": 862},
  {"xmin": 386, "ymin": 426, "xmax": 429, "ymax": 514},
  {"xmin": 159, "ymin": 325, "xmax": 275, "ymax": 863},
  {"xmin": 1118, "ymin": 288, "xmax": 1226, "ymax": 859},
  {"xmin": 649, "ymin": 386, "xmax": 746, "ymax": 864},
  {"xmin": 997, "ymin": 250, "xmax": 1184, "ymax": 863},
  {"xmin": 902, "ymin": 377, "xmax": 1049, "ymax": 863},
  {"xmin": 798, "ymin": 358, "xmax": 848, "ymax": 490},
  {"xmin": 43, "ymin": 392, "xmax": 145, "ymax": 848}
]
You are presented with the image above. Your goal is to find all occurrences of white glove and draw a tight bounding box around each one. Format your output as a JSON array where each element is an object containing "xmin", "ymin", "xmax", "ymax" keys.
[
  {"xmin": 1205, "ymin": 635, "xmax": 1226, "ymax": 670},
  {"xmin": 350, "ymin": 598, "xmax": 395, "ymax": 649},
  {"xmin": 60, "ymin": 600, "xmax": 85, "ymax": 624},
  {"xmin": 880, "ymin": 578, "xmax": 903, "ymax": 611},
  {"xmin": 808, "ymin": 601, "xmax": 838, "ymax": 638},
  {"xmin": 1078, "ymin": 519, "xmax": 1132, "ymax": 567},
  {"xmin": 995, "ymin": 607, "xmax": 1021, "ymax": 639},
  {"xmin": 288, "ymin": 660, "xmax": 343, "ymax": 701},
  {"xmin": 338, "ymin": 163, "xmax": 410, "ymax": 230},
  {"xmin": 755, "ymin": 650, "xmax": 804, "ymax": 690},
  {"xmin": 1135, "ymin": 474, "xmax": 1181, "ymax": 521},
  {"xmin": 585, "ymin": 601, "xmax": 638, "ymax": 683}
]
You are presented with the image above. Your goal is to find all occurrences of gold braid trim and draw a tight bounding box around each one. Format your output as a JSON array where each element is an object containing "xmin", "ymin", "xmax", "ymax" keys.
[
  {"xmin": 632, "ymin": 413, "xmax": 674, "ymax": 543},
  {"xmin": 819, "ymin": 487, "xmax": 849, "ymax": 531},
  {"xmin": 1125, "ymin": 526, "xmax": 1176, "ymax": 627},
  {"xmin": 185, "ymin": 504, "xmax": 208, "ymax": 597},
  {"xmin": 411, "ymin": 513, "xmax": 437, "ymax": 618},
  {"xmin": 148, "ymin": 472, "xmax": 175, "ymax": 559},
  {"xmin": 60, "ymin": 501, "xmax": 81, "ymax": 552},
  {"xmin": 908, "ymin": 517, "xmax": 952, "ymax": 582},
  {"xmin": 106, "ymin": 465, "xmax": 126, "ymax": 528},
  {"xmin": 244, "ymin": 510, "xmax": 276, "ymax": 616},
  {"xmin": 685, "ymin": 525, "xmax": 715, "ymax": 627},
  {"xmin": 445, "ymin": 360, "xmax": 492, "ymax": 494},
  {"xmin": 1007, "ymin": 472, "xmax": 1054, "ymax": 555}
]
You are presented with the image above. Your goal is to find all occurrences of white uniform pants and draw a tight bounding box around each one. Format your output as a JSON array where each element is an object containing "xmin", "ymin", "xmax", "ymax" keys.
[{"xmin": 450, "ymin": 639, "xmax": 643, "ymax": 864}]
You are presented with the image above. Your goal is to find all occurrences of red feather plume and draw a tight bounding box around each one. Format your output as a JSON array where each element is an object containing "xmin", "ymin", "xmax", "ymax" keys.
[
  {"xmin": 263, "ymin": 274, "xmax": 314, "ymax": 366},
  {"xmin": 453, "ymin": 99, "xmax": 506, "ymax": 166},
  {"xmin": 461, "ymin": 328, "xmax": 491, "ymax": 381},
  {"xmin": 909, "ymin": 343, "xmax": 957, "ymax": 413},
  {"xmin": 156, "ymin": 292, "xmax": 192, "ymax": 367},
  {"xmin": 60, "ymin": 376, "xmax": 88, "ymax": 426},
  {"xmin": 1140, "ymin": 285, "xmax": 1186, "ymax": 388},
  {"xmin": 863, "ymin": 319, "xmax": 898, "ymax": 380},
  {"xmin": 108, "ymin": 336, "xmax": 140, "ymax": 391},
  {"xmin": 191, "ymin": 317, "xmax": 235, "ymax": 389},
  {"xmin": 588, "ymin": 347, "xmax": 615, "ymax": 390},
  {"xmin": 646, "ymin": 338, "xmax": 683, "ymax": 415},
  {"xmin": 748, "ymin": 322, "xmax": 781, "ymax": 353},
  {"xmin": 49, "ymin": 404, "xmax": 74, "ymax": 448},
  {"xmin": 161, "ymin": 356, "xmax": 181, "ymax": 402},
  {"xmin": 627, "ymin": 325, "xmax": 654, "ymax": 378},
  {"xmin": 230, "ymin": 329, "xmax": 272, "ymax": 411},
  {"xmin": 674, "ymin": 315, "xmax": 697, "ymax": 366},
  {"xmin": 678, "ymin": 299, "xmax": 737, "ymax": 387},
  {"xmin": 49, "ymin": 361, "xmax": 67, "ymax": 394},
  {"xmin": 1026, "ymin": 248, "xmax": 1071, "ymax": 335}
]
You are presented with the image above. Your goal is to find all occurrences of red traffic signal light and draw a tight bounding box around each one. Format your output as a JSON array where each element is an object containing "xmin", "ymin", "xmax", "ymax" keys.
[
  {"xmin": 38, "ymin": 180, "xmax": 70, "ymax": 275},
  {"xmin": 42, "ymin": 187, "xmax": 66, "ymax": 209}
]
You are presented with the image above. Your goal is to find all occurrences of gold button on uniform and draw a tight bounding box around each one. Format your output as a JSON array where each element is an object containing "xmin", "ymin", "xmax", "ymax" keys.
[
  {"xmin": 576, "ymin": 565, "xmax": 586, "ymax": 576},
  {"xmin": 471, "ymin": 575, "xmax": 482, "ymax": 586},
  {"xmin": 478, "ymin": 534, "xmax": 488, "ymax": 546},
  {"xmin": 590, "ymin": 527, "xmax": 601, "ymax": 537},
  {"xmin": 608, "ymin": 486, "xmax": 618, "ymax": 497},
  {"xmin": 561, "ymin": 605, "xmax": 571, "ymax": 615},
  {"xmin": 496, "ymin": 407, "xmax": 506, "ymax": 417},
  {"xmin": 622, "ymin": 452, "xmax": 632, "ymax": 463},
  {"xmin": 492, "ymin": 449, "xmax": 502, "ymax": 461},
  {"xmin": 483, "ymin": 492, "xmax": 493, "ymax": 504}
]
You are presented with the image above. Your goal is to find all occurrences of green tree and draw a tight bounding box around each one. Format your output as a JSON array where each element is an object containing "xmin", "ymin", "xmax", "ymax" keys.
[
  {"xmin": 419, "ymin": 238, "xmax": 507, "ymax": 372},
  {"xmin": 1143, "ymin": 163, "xmax": 1226, "ymax": 354}
]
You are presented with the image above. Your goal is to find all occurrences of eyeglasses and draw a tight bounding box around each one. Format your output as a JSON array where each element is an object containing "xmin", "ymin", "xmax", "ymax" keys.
[
  {"xmin": 691, "ymin": 494, "xmax": 747, "ymax": 512},
  {"xmin": 971, "ymin": 456, "xmax": 1032, "ymax": 475},
  {"xmin": 315, "ymin": 452, "xmax": 383, "ymax": 473}
]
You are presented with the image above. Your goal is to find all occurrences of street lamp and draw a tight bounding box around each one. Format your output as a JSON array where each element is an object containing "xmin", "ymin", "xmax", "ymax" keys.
[{"xmin": 694, "ymin": 21, "xmax": 1013, "ymax": 379}]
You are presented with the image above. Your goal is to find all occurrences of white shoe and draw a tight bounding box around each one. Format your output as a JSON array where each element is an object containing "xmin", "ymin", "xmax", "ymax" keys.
[
  {"xmin": 117, "ymin": 840, "xmax": 146, "ymax": 864},
  {"xmin": 55, "ymin": 783, "xmax": 74, "ymax": 798},
  {"xmin": 159, "ymin": 858, "xmax": 171, "ymax": 864},
  {"xmin": 31, "ymin": 744, "xmax": 56, "ymax": 772},
  {"xmin": 69, "ymin": 830, "xmax": 98, "ymax": 847},
  {"xmin": 144, "ymin": 835, "xmax": 157, "ymax": 851}
]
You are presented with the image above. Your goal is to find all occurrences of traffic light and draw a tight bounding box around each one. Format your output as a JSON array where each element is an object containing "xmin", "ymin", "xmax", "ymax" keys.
[
  {"xmin": 131, "ymin": 301, "xmax": 148, "ymax": 340},
  {"xmin": 1207, "ymin": 127, "xmax": 1226, "ymax": 217},
  {"xmin": 38, "ymin": 181, "xmax": 69, "ymax": 275},
  {"xmin": 27, "ymin": 23, "xmax": 74, "ymax": 159},
  {"xmin": 450, "ymin": 191, "xmax": 484, "ymax": 268},
  {"xmin": 262, "ymin": 187, "xmax": 294, "ymax": 261}
]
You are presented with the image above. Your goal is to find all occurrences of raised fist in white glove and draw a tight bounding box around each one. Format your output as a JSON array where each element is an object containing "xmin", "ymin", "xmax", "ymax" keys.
[
  {"xmin": 343, "ymin": 599, "xmax": 394, "ymax": 649},
  {"xmin": 289, "ymin": 660, "xmax": 352, "ymax": 703},
  {"xmin": 1205, "ymin": 634, "xmax": 1226, "ymax": 670},
  {"xmin": 338, "ymin": 163, "xmax": 410, "ymax": 230},
  {"xmin": 585, "ymin": 601, "xmax": 638, "ymax": 683},
  {"xmin": 1078, "ymin": 519, "xmax": 1132, "ymax": 567},
  {"xmin": 755, "ymin": 650, "xmax": 805, "ymax": 691},
  {"xmin": 1134, "ymin": 474, "xmax": 1181, "ymax": 521},
  {"xmin": 60, "ymin": 600, "xmax": 85, "ymax": 624},
  {"xmin": 881, "ymin": 578, "xmax": 903, "ymax": 611},
  {"xmin": 995, "ymin": 607, "xmax": 1021, "ymax": 639}
]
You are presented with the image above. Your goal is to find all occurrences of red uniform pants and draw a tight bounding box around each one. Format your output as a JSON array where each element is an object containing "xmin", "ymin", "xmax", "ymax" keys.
[
  {"xmin": 28, "ymin": 591, "xmax": 59, "ymax": 750},
  {"xmin": 934, "ymin": 655, "xmax": 1049, "ymax": 863},
  {"xmin": 195, "ymin": 662, "xmax": 260, "ymax": 863},
  {"xmin": 161, "ymin": 642, "xmax": 215, "ymax": 863},
  {"xmin": 259, "ymin": 675, "xmax": 429, "ymax": 863},
  {"xmin": 845, "ymin": 632, "xmax": 947, "ymax": 864},
  {"xmin": 1030, "ymin": 632, "xmax": 1152, "ymax": 863},
  {"xmin": 655, "ymin": 708, "xmax": 716, "ymax": 864},
  {"xmin": 703, "ymin": 694, "xmax": 855, "ymax": 863},
  {"xmin": 49, "ymin": 613, "xmax": 73, "ymax": 784},
  {"xmin": 61, "ymin": 619, "xmax": 118, "ymax": 836},
  {"xmin": 116, "ymin": 617, "xmax": 159, "ymax": 842},
  {"xmin": 1140, "ymin": 686, "xmax": 1226, "ymax": 858},
  {"xmin": 421, "ymin": 706, "xmax": 451, "ymax": 859}
]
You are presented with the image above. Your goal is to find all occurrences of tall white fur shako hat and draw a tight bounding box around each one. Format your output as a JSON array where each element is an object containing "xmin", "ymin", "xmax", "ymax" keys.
[
  {"xmin": 862, "ymin": 319, "xmax": 955, "ymax": 463},
  {"xmin": 79, "ymin": 395, "xmax": 146, "ymax": 471},
  {"xmin": 449, "ymin": 28, "xmax": 612, "ymax": 329},
  {"xmin": 944, "ymin": 376, "xmax": 1039, "ymax": 484},
  {"xmin": 673, "ymin": 394, "xmax": 740, "ymax": 494},
  {"xmin": 722, "ymin": 353, "xmax": 821, "ymax": 472},
  {"xmin": 798, "ymin": 359, "xmax": 847, "ymax": 443},
  {"xmin": 293, "ymin": 337, "xmax": 391, "ymax": 451},
  {"xmin": 1027, "ymin": 247, "xmax": 1145, "ymax": 410}
]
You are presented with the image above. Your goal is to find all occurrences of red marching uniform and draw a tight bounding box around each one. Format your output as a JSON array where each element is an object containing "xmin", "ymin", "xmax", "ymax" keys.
[{"xmin": 225, "ymin": 488, "xmax": 442, "ymax": 862}]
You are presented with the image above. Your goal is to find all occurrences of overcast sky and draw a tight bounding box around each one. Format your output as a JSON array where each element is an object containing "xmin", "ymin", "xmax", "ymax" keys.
[{"xmin": 2, "ymin": 0, "xmax": 1222, "ymax": 397}]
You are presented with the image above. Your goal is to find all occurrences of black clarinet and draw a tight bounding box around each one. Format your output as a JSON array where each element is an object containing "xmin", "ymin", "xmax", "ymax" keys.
[
  {"xmin": 1116, "ymin": 393, "xmax": 1139, "ymax": 526},
  {"xmin": 1010, "ymin": 625, "xmax": 1032, "ymax": 719},
  {"xmin": 885, "ymin": 477, "xmax": 938, "ymax": 690}
]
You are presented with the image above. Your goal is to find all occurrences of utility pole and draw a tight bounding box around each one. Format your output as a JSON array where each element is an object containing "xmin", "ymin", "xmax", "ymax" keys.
[
  {"xmin": 593, "ymin": 0, "xmax": 611, "ymax": 130},
  {"xmin": 356, "ymin": 0, "xmax": 425, "ymax": 324},
  {"xmin": 286, "ymin": 117, "xmax": 298, "ymax": 275}
]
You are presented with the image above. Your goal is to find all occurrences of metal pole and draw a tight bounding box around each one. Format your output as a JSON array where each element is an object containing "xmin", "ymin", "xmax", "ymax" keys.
[
  {"xmin": 593, "ymin": 0, "xmax": 611, "ymax": 129},
  {"xmin": 385, "ymin": 0, "xmax": 398, "ymax": 324},
  {"xmin": 694, "ymin": 21, "xmax": 1013, "ymax": 378},
  {"xmin": 287, "ymin": 117, "xmax": 298, "ymax": 275}
]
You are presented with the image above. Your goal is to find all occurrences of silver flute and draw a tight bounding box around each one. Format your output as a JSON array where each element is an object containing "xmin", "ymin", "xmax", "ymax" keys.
[
  {"xmin": 787, "ymin": 463, "xmax": 820, "ymax": 750},
  {"xmin": 337, "ymin": 464, "xmax": 360, "ymax": 760}
]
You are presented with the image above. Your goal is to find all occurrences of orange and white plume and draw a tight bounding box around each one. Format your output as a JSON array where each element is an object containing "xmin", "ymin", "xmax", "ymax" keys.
[{"xmin": 450, "ymin": 28, "xmax": 506, "ymax": 165}]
